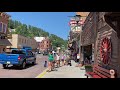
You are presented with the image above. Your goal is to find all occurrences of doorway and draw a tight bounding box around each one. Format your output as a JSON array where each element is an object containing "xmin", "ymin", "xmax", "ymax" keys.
[{"xmin": 83, "ymin": 44, "xmax": 92, "ymax": 65}]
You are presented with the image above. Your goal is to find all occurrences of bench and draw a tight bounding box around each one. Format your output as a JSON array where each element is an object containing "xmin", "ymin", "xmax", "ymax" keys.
[{"xmin": 85, "ymin": 65, "xmax": 115, "ymax": 78}]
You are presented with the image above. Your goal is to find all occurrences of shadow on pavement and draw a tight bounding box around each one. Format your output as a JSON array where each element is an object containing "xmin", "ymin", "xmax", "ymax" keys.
[{"xmin": 2, "ymin": 63, "xmax": 38, "ymax": 70}]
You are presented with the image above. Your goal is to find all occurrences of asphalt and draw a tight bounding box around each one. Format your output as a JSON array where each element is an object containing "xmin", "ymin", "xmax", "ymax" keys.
[{"xmin": 41, "ymin": 60, "xmax": 86, "ymax": 78}]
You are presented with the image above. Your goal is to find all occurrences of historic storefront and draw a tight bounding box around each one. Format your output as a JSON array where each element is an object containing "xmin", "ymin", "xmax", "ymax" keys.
[
  {"xmin": 81, "ymin": 12, "xmax": 97, "ymax": 64},
  {"xmin": 81, "ymin": 12, "xmax": 120, "ymax": 77}
]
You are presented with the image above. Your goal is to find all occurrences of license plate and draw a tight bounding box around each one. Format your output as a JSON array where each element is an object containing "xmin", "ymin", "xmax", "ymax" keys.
[{"xmin": 7, "ymin": 61, "xmax": 10, "ymax": 64}]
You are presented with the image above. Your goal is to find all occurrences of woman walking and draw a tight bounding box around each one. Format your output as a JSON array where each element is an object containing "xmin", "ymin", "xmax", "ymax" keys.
[
  {"xmin": 61, "ymin": 53, "xmax": 65, "ymax": 66},
  {"xmin": 56, "ymin": 53, "xmax": 60, "ymax": 68},
  {"xmin": 47, "ymin": 51, "xmax": 54, "ymax": 72}
]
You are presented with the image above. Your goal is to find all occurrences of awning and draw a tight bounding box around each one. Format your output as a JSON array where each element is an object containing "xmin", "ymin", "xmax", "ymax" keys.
[{"xmin": 0, "ymin": 39, "xmax": 12, "ymax": 46}]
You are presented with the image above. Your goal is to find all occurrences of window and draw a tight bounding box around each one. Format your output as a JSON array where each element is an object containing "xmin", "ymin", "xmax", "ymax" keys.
[
  {"xmin": 11, "ymin": 50, "xmax": 25, "ymax": 54},
  {"xmin": 19, "ymin": 38, "xmax": 21, "ymax": 43},
  {"xmin": 30, "ymin": 52, "xmax": 34, "ymax": 56},
  {"xmin": 3, "ymin": 24, "xmax": 7, "ymax": 33},
  {"xmin": 27, "ymin": 51, "xmax": 31, "ymax": 56},
  {"xmin": 0, "ymin": 22, "xmax": 2, "ymax": 32},
  {"xmin": 25, "ymin": 39, "xmax": 26, "ymax": 44}
]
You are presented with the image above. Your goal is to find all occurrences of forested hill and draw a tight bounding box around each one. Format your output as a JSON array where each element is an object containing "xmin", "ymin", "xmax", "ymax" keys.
[{"xmin": 8, "ymin": 19, "xmax": 67, "ymax": 49}]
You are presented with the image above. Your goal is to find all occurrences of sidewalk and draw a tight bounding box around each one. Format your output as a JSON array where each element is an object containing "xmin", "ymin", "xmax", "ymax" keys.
[{"xmin": 41, "ymin": 60, "xmax": 86, "ymax": 78}]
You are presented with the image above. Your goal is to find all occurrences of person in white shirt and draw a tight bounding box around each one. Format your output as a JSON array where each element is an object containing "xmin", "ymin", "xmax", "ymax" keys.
[{"xmin": 56, "ymin": 53, "xmax": 60, "ymax": 68}]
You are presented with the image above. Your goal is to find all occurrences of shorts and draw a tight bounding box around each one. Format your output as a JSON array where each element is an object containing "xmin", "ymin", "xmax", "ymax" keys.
[
  {"xmin": 49, "ymin": 60, "xmax": 53, "ymax": 62},
  {"xmin": 61, "ymin": 59, "xmax": 64, "ymax": 61},
  {"xmin": 53, "ymin": 61, "xmax": 56, "ymax": 63}
]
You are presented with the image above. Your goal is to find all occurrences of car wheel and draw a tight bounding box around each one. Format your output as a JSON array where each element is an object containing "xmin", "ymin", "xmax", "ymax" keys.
[
  {"xmin": 3, "ymin": 64, "xmax": 8, "ymax": 69},
  {"xmin": 32, "ymin": 59, "xmax": 36, "ymax": 65},
  {"xmin": 20, "ymin": 61, "xmax": 26, "ymax": 69}
]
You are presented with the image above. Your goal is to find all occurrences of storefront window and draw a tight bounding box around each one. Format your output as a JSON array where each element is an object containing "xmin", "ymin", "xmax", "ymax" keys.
[{"xmin": 0, "ymin": 22, "xmax": 2, "ymax": 32}]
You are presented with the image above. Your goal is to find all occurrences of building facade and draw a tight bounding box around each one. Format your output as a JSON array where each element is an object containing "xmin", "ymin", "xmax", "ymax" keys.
[
  {"xmin": 81, "ymin": 12, "xmax": 98, "ymax": 63},
  {"xmin": 80, "ymin": 12, "xmax": 120, "ymax": 77},
  {"xmin": 34, "ymin": 37, "xmax": 45, "ymax": 52},
  {"xmin": 39, "ymin": 37, "xmax": 51, "ymax": 52},
  {"xmin": 0, "ymin": 12, "xmax": 12, "ymax": 53},
  {"xmin": 68, "ymin": 12, "xmax": 89, "ymax": 61},
  {"xmin": 7, "ymin": 34, "xmax": 38, "ymax": 52}
]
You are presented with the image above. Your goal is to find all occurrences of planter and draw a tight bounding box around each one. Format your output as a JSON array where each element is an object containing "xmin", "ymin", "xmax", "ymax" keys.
[{"xmin": 85, "ymin": 65, "xmax": 93, "ymax": 72}]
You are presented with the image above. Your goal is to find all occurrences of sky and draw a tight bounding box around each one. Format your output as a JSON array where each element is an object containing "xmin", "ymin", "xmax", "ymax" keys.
[{"xmin": 7, "ymin": 12, "xmax": 75, "ymax": 40}]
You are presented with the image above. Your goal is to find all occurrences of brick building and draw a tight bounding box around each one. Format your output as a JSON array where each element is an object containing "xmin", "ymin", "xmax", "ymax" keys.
[
  {"xmin": 0, "ymin": 12, "xmax": 12, "ymax": 53},
  {"xmin": 39, "ymin": 37, "xmax": 51, "ymax": 52},
  {"xmin": 80, "ymin": 12, "xmax": 120, "ymax": 78}
]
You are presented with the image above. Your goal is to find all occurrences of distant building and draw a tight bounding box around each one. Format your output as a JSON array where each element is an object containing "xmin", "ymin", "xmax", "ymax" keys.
[
  {"xmin": 34, "ymin": 37, "xmax": 45, "ymax": 42},
  {"xmin": 39, "ymin": 37, "xmax": 51, "ymax": 52},
  {"xmin": 0, "ymin": 12, "xmax": 12, "ymax": 53},
  {"xmin": 34, "ymin": 37, "xmax": 46, "ymax": 52},
  {"xmin": 7, "ymin": 34, "xmax": 38, "ymax": 52}
]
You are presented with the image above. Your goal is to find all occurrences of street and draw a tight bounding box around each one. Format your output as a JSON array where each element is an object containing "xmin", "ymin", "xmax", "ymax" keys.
[{"xmin": 0, "ymin": 54, "xmax": 48, "ymax": 78}]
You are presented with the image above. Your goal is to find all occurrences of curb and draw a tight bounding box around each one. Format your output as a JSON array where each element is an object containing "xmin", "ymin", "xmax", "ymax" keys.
[{"xmin": 35, "ymin": 68, "xmax": 48, "ymax": 78}]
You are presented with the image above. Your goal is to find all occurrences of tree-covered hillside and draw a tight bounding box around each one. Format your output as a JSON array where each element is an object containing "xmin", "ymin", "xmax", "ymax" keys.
[{"xmin": 8, "ymin": 19, "xmax": 68, "ymax": 49}]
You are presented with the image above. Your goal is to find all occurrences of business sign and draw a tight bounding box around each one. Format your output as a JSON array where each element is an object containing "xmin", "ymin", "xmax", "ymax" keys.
[{"xmin": 68, "ymin": 19, "xmax": 84, "ymax": 26}]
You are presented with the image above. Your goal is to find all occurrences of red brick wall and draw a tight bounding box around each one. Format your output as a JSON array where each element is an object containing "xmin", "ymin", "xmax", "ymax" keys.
[
  {"xmin": 39, "ymin": 38, "xmax": 51, "ymax": 51},
  {"xmin": 0, "ymin": 12, "xmax": 10, "ymax": 34}
]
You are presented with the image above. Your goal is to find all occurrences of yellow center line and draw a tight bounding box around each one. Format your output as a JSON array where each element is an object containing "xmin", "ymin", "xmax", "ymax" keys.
[{"xmin": 35, "ymin": 68, "xmax": 48, "ymax": 78}]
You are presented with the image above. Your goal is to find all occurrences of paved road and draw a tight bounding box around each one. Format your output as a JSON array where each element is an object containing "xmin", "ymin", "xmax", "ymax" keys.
[{"xmin": 0, "ymin": 54, "xmax": 48, "ymax": 78}]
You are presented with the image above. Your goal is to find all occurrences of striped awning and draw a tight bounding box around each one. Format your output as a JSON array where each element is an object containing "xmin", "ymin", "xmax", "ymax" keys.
[{"xmin": 0, "ymin": 39, "xmax": 12, "ymax": 46}]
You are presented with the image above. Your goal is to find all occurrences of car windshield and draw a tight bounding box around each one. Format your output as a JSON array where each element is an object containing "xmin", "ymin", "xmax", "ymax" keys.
[{"xmin": 11, "ymin": 50, "xmax": 25, "ymax": 54}]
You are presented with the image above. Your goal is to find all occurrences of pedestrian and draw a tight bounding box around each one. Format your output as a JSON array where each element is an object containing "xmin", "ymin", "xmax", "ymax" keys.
[
  {"xmin": 44, "ymin": 61, "xmax": 47, "ymax": 67},
  {"xmin": 61, "ymin": 53, "xmax": 65, "ymax": 66},
  {"xmin": 77, "ymin": 54, "xmax": 80, "ymax": 63},
  {"xmin": 47, "ymin": 51, "xmax": 54, "ymax": 72},
  {"xmin": 85, "ymin": 57, "xmax": 89, "ymax": 65},
  {"xmin": 55, "ymin": 53, "xmax": 60, "ymax": 68}
]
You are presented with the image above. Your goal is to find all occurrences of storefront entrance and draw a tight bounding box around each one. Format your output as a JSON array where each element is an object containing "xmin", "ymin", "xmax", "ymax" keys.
[{"xmin": 83, "ymin": 44, "xmax": 92, "ymax": 64}]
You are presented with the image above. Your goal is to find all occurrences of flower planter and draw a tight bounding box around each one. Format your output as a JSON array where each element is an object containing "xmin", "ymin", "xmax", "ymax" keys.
[{"xmin": 85, "ymin": 65, "xmax": 93, "ymax": 72}]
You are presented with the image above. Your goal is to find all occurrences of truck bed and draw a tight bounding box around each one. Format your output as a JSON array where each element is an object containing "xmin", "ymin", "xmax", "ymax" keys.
[{"xmin": 0, "ymin": 54, "xmax": 24, "ymax": 65}]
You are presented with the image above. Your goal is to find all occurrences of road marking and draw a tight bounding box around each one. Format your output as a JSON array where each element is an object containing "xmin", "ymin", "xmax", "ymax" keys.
[{"xmin": 35, "ymin": 68, "xmax": 48, "ymax": 78}]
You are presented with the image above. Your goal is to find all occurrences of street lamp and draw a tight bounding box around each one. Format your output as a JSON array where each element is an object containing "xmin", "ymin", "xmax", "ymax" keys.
[{"xmin": 74, "ymin": 15, "xmax": 81, "ymax": 24}]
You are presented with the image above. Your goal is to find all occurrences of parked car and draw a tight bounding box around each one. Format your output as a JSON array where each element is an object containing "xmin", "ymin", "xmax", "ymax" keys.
[
  {"xmin": 0, "ymin": 49, "xmax": 36, "ymax": 69},
  {"xmin": 43, "ymin": 51, "xmax": 48, "ymax": 55}
]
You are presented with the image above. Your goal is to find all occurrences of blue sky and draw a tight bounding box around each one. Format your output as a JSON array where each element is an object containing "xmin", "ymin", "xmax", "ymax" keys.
[{"xmin": 7, "ymin": 12, "xmax": 75, "ymax": 40}]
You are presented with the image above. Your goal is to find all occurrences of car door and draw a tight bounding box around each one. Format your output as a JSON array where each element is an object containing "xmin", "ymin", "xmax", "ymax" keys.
[
  {"xmin": 30, "ymin": 51, "xmax": 35, "ymax": 62},
  {"xmin": 26, "ymin": 51, "xmax": 32, "ymax": 63}
]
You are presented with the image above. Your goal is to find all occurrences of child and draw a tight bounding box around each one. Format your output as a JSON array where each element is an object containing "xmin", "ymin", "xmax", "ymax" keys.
[{"xmin": 44, "ymin": 61, "xmax": 47, "ymax": 67}]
